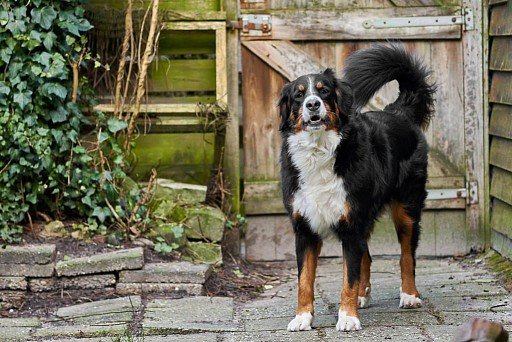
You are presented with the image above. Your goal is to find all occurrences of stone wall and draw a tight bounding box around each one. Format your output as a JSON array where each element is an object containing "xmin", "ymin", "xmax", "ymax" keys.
[{"xmin": 0, "ymin": 244, "xmax": 211, "ymax": 310}]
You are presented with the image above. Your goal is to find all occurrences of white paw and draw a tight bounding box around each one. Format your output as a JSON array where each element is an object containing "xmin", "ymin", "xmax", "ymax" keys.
[
  {"xmin": 336, "ymin": 310, "xmax": 361, "ymax": 331},
  {"xmin": 358, "ymin": 287, "xmax": 371, "ymax": 309},
  {"xmin": 399, "ymin": 287, "xmax": 422, "ymax": 308},
  {"xmin": 287, "ymin": 312, "xmax": 313, "ymax": 331}
]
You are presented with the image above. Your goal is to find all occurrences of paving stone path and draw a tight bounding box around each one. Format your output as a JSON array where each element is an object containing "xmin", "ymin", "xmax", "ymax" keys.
[{"xmin": 1, "ymin": 257, "xmax": 510, "ymax": 341}]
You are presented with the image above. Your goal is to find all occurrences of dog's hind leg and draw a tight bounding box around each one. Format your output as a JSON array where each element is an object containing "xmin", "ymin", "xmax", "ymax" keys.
[
  {"xmin": 358, "ymin": 247, "xmax": 372, "ymax": 309},
  {"xmin": 391, "ymin": 200, "xmax": 422, "ymax": 308},
  {"xmin": 287, "ymin": 224, "xmax": 322, "ymax": 332}
]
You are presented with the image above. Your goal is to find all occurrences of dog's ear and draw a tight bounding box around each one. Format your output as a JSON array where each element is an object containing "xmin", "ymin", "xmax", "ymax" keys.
[
  {"xmin": 323, "ymin": 68, "xmax": 336, "ymax": 79},
  {"xmin": 335, "ymin": 80, "xmax": 353, "ymax": 117},
  {"xmin": 278, "ymin": 82, "xmax": 293, "ymax": 132}
]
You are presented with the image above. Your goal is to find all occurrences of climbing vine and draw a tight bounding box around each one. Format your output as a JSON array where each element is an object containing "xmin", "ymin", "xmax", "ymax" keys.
[{"xmin": 0, "ymin": 0, "xmax": 148, "ymax": 243}]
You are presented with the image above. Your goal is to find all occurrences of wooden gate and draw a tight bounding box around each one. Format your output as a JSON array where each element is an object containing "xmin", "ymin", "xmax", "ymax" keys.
[{"xmin": 240, "ymin": 0, "xmax": 486, "ymax": 260}]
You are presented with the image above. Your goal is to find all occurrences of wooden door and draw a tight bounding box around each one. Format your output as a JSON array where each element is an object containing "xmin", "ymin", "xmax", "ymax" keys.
[{"xmin": 240, "ymin": 0, "xmax": 485, "ymax": 260}]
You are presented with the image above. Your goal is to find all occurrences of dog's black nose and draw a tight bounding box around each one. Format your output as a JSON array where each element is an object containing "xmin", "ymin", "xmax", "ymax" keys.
[{"xmin": 306, "ymin": 99, "xmax": 321, "ymax": 111}]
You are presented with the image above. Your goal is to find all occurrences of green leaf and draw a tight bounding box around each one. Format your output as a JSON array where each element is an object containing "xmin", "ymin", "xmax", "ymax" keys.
[
  {"xmin": 107, "ymin": 118, "xmax": 127, "ymax": 133},
  {"xmin": 0, "ymin": 82, "xmax": 10, "ymax": 96},
  {"xmin": 92, "ymin": 207, "xmax": 110, "ymax": 223},
  {"xmin": 34, "ymin": 52, "xmax": 52, "ymax": 67},
  {"xmin": 49, "ymin": 106, "xmax": 68, "ymax": 123},
  {"xmin": 43, "ymin": 32, "xmax": 57, "ymax": 51},
  {"xmin": 0, "ymin": 46, "xmax": 12, "ymax": 64},
  {"xmin": 0, "ymin": 10, "xmax": 8, "ymax": 26},
  {"xmin": 42, "ymin": 83, "xmax": 68, "ymax": 99},
  {"xmin": 31, "ymin": 6, "xmax": 57, "ymax": 30},
  {"xmin": 13, "ymin": 90, "xmax": 32, "ymax": 110}
]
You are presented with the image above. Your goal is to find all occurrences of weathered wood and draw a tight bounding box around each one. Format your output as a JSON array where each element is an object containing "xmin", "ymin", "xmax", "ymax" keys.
[
  {"xmin": 222, "ymin": 0, "xmax": 242, "ymax": 257},
  {"xmin": 389, "ymin": 0, "xmax": 459, "ymax": 6},
  {"xmin": 489, "ymin": 72, "xmax": 512, "ymax": 105},
  {"xmin": 88, "ymin": 0, "xmax": 221, "ymax": 12},
  {"xmin": 490, "ymin": 137, "xmax": 512, "ymax": 173},
  {"xmin": 242, "ymin": 46, "xmax": 286, "ymax": 181},
  {"xmin": 491, "ymin": 199, "xmax": 512, "ymax": 238},
  {"xmin": 241, "ymin": 40, "xmax": 324, "ymax": 81},
  {"xmin": 148, "ymin": 59, "xmax": 216, "ymax": 93},
  {"xmin": 94, "ymin": 103, "xmax": 199, "ymax": 114},
  {"xmin": 489, "ymin": 3, "xmax": 512, "ymax": 36},
  {"xmin": 130, "ymin": 133, "xmax": 214, "ymax": 184},
  {"xmin": 489, "ymin": 37, "xmax": 512, "ymax": 71},
  {"xmin": 158, "ymin": 30, "xmax": 216, "ymax": 55},
  {"xmin": 463, "ymin": 0, "xmax": 486, "ymax": 250},
  {"xmin": 160, "ymin": 10, "xmax": 226, "ymax": 21},
  {"xmin": 252, "ymin": 7, "xmax": 461, "ymax": 41},
  {"xmin": 489, "ymin": 104, "xmax": 512, "ymax": 139},
  {"xmin": 163, "ymin": 21, "xmax": 225, "ymax": 31},
  {"xmin": 215, "ymin": 25, "xmax": 228, "ymax": 105},
  {"xmin": 489, "ymin": 0, "xmax": 507, "ymax": 5},
  {"xmin": 490, "ymin": 167, "xmax": 512, "ymax": 206},
  {"xmin": 268, "ymin": 0, "xmax": 459, "ymax": 10},
  {"xmin": 491, "ymin": 229, "xmax": 512, "ymax": 259},
  {"xmin": 135, "ymin": 116, "xmax": 213, "ymax": 134},
  {"xmin": 240, "ymin": 0, "xmax": 268, "ymax": 11}
]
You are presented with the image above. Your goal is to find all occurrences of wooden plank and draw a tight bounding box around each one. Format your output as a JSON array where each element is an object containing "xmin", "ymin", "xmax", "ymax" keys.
[
  {"xmin": 463, "ymin": 0, "xmax": 486, "ymax": 250},
  {"xmin": 491, "ymin": 230, "xmax": 512, "ymax": 259},
  {"xmin": 130, "ymin": 133, "xmax": 214, "ymax": 184},
  {"xmin": 489, "ymin": 3, "xmax": 512, "ymax": 36},
  {"xmin": 95, "ymin": 95, "xmax": 217, "ymax": 106},
  {"xmin": 94, "ymin": 103, "xmax": 199, "ymax": 114},
  {"xmin": 135, "ymin": 116, "xmax": 213, "ymax": 134},
  {"xmin": 160, "ymin": 10, "xmax": 226, "ymax": 21},
  {"xmin": 148, "ymin": 59, "xmax": 216, "ymax": 93},
  {"xmin": 88, "ymin": 0, "xmax": 221, "ymax": 12},
  {"xmin": 215, "ymin": 25, "xmax": 228, "ymax": 105},
  {"xmin": 491, "ymin": 199, "xmax": 512, "ymax": 238},
  {"xmin": 158, "ymin": 30, "xmax": 216, "ymax": 55},
  {"xmin": 242, "ymin": 46, "xmax": 286, "ymax": 181},
  {"xmin": 242, "ymin": 40, "xmax": 324, "ymax": 81},
  {"xmin": 255, "ymin": 7, "xmax": 461, "ymax": 41},
  {"xmin": 490, "ymin": 37, "xmax": 512, "ymax": 71},
  {"xmin": 489, "ymin": 72, "xmax": 512, "ymax": 105},
  {"xmin": 490, "ymin": 137, "xmax": 512, "ymax": 172},
  {"xmin": 489, "ymin": 104, "xmax": 512, "ymax": 139},
  {"xmin": 490, "ymin": 167, "xmax": 512, "ymax": 205},
  {"xmin": 489, "ymin": 0, "xmax": 508, "ymax": 5},
  {"xmin": 389, "ymin": 0, "xmax": 460, "ymax": 6},
  {"xmin": 163, "ymin": 21, "xmax": 225, "ymax": 31}
]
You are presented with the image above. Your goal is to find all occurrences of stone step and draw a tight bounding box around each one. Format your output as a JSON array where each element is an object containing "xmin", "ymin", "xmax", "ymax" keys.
[
  {"xmin": 119, "ymin": 262, "xmax": 211, "ymax": 284},
  {"xmin": 28, "ymin": 274, "xmax": 116, "ymax": 292},
  {"xmin": 0, "ymin": 244, "xmax": 55, "ymax": 265},
  {"xmin": 55, "ymin": 247, "xmax": 144, "ymax": 276}
]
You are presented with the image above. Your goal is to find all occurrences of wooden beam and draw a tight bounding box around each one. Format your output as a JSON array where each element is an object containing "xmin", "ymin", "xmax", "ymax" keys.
[
  {"xmin": 463, "ymin": 0, "xmax": 486, "ymax": 251},
  {"xmin": 244, "ymin": 7, "xmax": 461, "ymax": 41},
  {"xmin": 162, "ymin": 21, "xmax": 225, "ymax": 30},
  {"xmin": 94, "ymin": 103, "xmax": 199, "ymax": 114},
  {"xmin": 241, "ymin": 40, "xmax": 324, "ymax": 81}
]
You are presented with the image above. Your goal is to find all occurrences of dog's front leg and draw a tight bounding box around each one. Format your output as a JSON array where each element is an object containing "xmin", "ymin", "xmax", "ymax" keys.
[
  {"xmin": 287, "ymin": 225, "xmax": 322, "ymax": 332},
  {"xmin": 337, "ymin": 238, "xmax": 364, "ymax": 331}
]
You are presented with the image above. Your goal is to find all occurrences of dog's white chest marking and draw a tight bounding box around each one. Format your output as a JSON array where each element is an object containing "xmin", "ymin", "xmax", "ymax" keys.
[{"xmin": 287, "ymin": 130, "xmax": 347, "ymax": 238}]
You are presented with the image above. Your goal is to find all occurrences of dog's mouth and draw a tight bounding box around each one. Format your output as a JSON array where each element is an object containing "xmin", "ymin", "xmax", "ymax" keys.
[{"xmin": 305, "ymin": 114, "xmax": 326, "ymax": 131}]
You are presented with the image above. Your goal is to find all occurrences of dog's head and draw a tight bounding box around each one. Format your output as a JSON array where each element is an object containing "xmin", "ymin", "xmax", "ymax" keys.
[{"xmin": 278, "ymin": 68, "xmax": 353, "ymax": 133}]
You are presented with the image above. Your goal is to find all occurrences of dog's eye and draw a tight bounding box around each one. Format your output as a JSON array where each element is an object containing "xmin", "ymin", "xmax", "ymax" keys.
[
  {"xmin": 296, "ymin": 92, "xmax": 303, "ymax": 99},
  {"xmin": 321, "ymin": 88, "xmax": 330, "ymax": 94}
]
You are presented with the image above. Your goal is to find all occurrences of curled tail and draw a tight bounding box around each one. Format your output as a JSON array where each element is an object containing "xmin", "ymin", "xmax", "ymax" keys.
[{"xmin": 342, "ymin": 44, "xmax": 436, "ymax": 130}]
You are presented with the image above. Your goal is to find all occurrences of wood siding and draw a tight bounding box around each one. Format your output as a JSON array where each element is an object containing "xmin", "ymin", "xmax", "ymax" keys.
[{"xmin": 489, "ymin": 2, "xmax": 512, "ymax": 259}]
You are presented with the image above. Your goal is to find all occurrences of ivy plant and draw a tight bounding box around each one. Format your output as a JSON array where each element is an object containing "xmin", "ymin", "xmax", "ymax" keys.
[{"xmin": 0, "ymin": 0, "xmax": 142, "ymax": 243}]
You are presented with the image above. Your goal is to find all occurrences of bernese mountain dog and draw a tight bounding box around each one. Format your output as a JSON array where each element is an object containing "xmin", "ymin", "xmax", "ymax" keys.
[{"xmin": 278, "ymin": 44, "xmax": 436, "ymax": 332}]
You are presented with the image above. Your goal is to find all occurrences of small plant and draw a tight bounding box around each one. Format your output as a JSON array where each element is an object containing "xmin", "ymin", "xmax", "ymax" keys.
[
  {"xmin": 225, "ymin": 214, "xmax": 246, "ymax": 230},
  {"xmin": 153, "ymin": 224, "xmax": 184, "ymax": 254}
]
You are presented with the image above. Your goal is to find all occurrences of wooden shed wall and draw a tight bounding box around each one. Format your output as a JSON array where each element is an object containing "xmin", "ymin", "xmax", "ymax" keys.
[{"xmin": 489, "ymin": 0, "xmax": 512, "ymax": 259}]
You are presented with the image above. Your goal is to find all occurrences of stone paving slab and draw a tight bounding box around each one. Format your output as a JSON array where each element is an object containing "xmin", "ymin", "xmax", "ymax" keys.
[
  {"xmin": 116, "ymin": 282, "xmax": 203, "ymax": 296},
  {"xmin": 0, "ymin": 318, "xmax": 41, "ymax": 342},
  {"xmin": 32, "ymin": 323, "xmax": 129, "ymax": 339},
  {"xmin": 55, "ymin": 247, "xmax": 144, "ymax": 276},
  {"xmin": 424, "ymin": 295, "xmax": 511, "ymax": 312},
  {"xmin": 118, "ymin": 262, "xmax": 211, "ymax": 284},
  {"xmin": 29, "ymin": 274, "xmax": 116, "ymax": 292},
  {"xmin": 0, "ymin": 244, "xmax": 55, "ymax": 264},
  {"xmin": 143, "ymin": 297, "xmax": 238, "ymax": 334},
  {"xmin": 56, "ymin": 296, "xmax": 141, "ymax": 319}
]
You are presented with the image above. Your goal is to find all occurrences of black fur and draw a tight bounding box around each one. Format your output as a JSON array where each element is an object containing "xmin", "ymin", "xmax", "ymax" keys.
[{"xmin": 279, "ymin": 44, "xmax": 434, "ymax": 286}]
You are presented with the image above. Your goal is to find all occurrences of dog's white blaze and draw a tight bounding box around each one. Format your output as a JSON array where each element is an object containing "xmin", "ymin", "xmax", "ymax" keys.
[{"xmin": 288, "ymin": 129, "xmax": 346, "ymax": 238}]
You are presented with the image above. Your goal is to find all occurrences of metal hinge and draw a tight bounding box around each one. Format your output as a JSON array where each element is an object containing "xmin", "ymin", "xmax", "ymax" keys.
[
  {"xmin": 363, "ymin": 6, "xmax": 474, "ymax": 31},
  {"xmin": 228, "ymin": 14, "xmax": 272, "ymax": 36},
  {"xmin": 426, "ymin": 181, "xmax": 478, "ymax": 205}
]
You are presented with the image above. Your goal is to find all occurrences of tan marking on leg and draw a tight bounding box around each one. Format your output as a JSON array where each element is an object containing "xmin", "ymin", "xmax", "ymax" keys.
[
  {"xmin": 297, "ymin": 241, "xmax": 322, "ymax": 315},
  {"xmin": 341, "ymin": 259, "xmax": 359, "ymax": 318},
  {"xmin": 391, "ymin": 201, "xmax": 420, "ymax": 297},
  {"xmin": 359, "ymin": 251, "xmax": 371, "ymax": 297}
]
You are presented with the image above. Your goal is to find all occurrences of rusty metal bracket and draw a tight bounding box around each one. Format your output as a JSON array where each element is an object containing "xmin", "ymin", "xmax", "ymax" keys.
[{"xmin": 228, "ymin": 14, "xmax": 272, "ymax": 37}]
